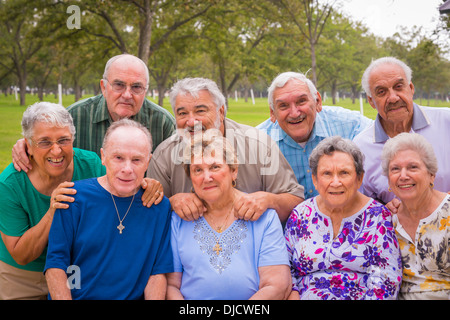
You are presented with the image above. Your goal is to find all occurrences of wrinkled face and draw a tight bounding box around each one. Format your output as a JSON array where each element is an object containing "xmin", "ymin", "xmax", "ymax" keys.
[
  {"xmin": 387, "ymin": 149, "xmax": 435, "ymax": 202},
  {"xmin": 100, "ymin": 58, "xmax": 148, "ymax": 121},
  {"xmin": 312, "ymin": 152, "xmax": 363, "ymax": 209},
  {"xmin": 270, "ymin": 79, "xmax": 322, "ymax": 143},
  {"xmin": 189, "ymin": 154, "xmax": 237, "ymax": 205},
  {"xmin": 101, "ymin": 127, "xmax": 151, "ymax": 197},
  {"xmin": 26, "ymin": 121, "xmax": 74, "ymax": 178},
  {"xmin": 367, "ymin": 64, "xmax": 415, "ymax": 125},
  {"xmin": 174, "ymin": 90, "xmax": 225, "ymax": 136}
]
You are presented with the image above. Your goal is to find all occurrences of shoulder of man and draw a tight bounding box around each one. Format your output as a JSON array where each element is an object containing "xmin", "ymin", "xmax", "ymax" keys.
[
  {"xmin": 67, "ymin": 94, "xmax": 104, "ymax": 112},
  {"xmin": 141, "ymin": 98, "xmax": 175, "ymax": 120},
  {"xmin": 225, "ymin": 118, "xmax": 275, "ymax": 147},
  {"xmin": 417, "ymin": 104, "xmax": 450, "ymax": 116},
  {"xmin": 320, "ymin": 106, "xmax": 372, "ymax": 122},
  {"xmin": 150, "ymin": 133, "xmax": 180, "ymax": 161}
]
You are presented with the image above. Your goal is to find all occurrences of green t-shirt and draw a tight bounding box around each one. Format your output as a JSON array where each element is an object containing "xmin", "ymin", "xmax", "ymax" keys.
[{"xmin": 0, "ymin": 148, "xmax": 106, "ymax": 272}]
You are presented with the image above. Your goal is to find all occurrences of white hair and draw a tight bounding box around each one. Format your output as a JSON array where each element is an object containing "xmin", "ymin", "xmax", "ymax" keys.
[
  {"xmin": 267, "ymin": 72, "xmax": 318, "ymax": 110},
  {"xmin": 169, "ymin": 77, "xmax": 227, "ymax": 116},
  {"xmin": 381, "ymin": 132, "xmax": 438, "ymax": 177},
  {"xmin": 361, "ymin": 57, "xmax": 412, "ymax": 97},
  {"xmin": 21, "ymin": 102, "xmax": 76, "ymax": 141}
]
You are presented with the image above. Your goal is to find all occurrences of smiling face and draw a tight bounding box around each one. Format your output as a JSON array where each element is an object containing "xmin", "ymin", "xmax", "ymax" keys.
[
  {"xmin": 174, "ymin": 90, "xmax": 225, "ymax": 136},
  {"xmin": 101, "ymin": 126, "xmax": 151, "ymax": 197},
  {"xmin": 312, "ymin": 151, "xmax": 363, "ymax": 211},
  {"xmin": 100, "ymin": 56, "xmax": 148, "ymax": 121},
  {"xmin": 189, "ymin": 153, "xmax": 238, "ymax": 205},
  {"xmin": 270, "ymin": 79, "xmax": 322, "ymax": 143},
  {"xmin": 26, "ymin": 121, "xmax": 74, "ymax": 179},
  {"xmin": 387, "ymin": 149, "xmax": 435, "ymax": 202},
  {"xmin": 367, "ymin": 63, "xmax": 415, "ymax": 127}
]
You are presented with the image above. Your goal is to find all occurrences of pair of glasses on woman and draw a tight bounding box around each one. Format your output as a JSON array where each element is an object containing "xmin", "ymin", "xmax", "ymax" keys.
[
  {"xmin": 31, "ymin": 138, "xmax": 73, "ymax": 149},
  {"xmin": 104, "ymin": 78, "xmax": 147, "ymax": 95}
]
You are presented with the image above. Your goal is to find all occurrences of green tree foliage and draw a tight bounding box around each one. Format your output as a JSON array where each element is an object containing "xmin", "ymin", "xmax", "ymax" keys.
[{"xmin": 0, "ymin": 0, "xmax": 448, "ymax": 107}]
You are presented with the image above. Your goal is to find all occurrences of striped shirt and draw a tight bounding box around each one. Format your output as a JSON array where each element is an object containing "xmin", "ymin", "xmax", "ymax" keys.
[
  {"xmin": 68, "ymin": 94, "xmax": 175, "ymax": 155},
  {"xmin": 257, "ymin": 106, "xmax": 373, "ymax": 199}
]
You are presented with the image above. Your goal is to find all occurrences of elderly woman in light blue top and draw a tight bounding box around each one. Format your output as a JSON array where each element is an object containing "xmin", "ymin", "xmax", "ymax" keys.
[{"xmin": 167, "ymin": 131, "xmax": 291, "ymax": 300}]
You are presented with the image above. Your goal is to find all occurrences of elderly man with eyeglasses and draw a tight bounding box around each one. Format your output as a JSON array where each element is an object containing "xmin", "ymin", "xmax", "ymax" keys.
[{"xmin": 11, "ymin": 54, "xmax": 176, "ymax": 172}]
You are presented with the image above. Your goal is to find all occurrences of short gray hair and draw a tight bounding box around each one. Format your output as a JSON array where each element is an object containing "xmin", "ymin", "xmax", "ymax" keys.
[
  {"xmin": 169, "ymin": 77, "xmax": 227, "ymax": 116},
  {"xmin": 268, "ymin": 71, "xmax": 318, "ymax": 110},
  {"xmin": 103, "ymin": 54, "xmax": 149, "ymax": 86},
  {"xmin": 21, "ymin": 102, "xmax": 76, "ymax": 141},
  {"xmin": 102, "ymin": 118, "xmax": 153, "ymax": 155},
  {"xmin": 182, "ymin": 130, "xmax": 238, "ymax": 178},
  {"xmin": 381, "ymin": 132, "xmax": 438, "ymax": 176},
  {"xmin": 309, "ymin": 136, "xmax": 365, "ymax": 177},
  {"xmin": 361, "ymin": 57, "xmax": 412, "ymax": 97}
]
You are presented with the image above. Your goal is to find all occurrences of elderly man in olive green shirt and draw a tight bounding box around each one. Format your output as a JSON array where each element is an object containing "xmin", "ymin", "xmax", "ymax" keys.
[{"xmin": 12, "ymin": 54, "xmax": 175, "ymax": 171}]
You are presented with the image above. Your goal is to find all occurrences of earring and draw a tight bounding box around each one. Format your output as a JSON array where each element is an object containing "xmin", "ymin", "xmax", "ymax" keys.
[
  {"xmin": 232, "ymin": 180, "xmax": 236, "ymax": 188},
  {"xmin": 191, "ymin": 187, "xmax": 195, "ymax": 193},
  {"xmin": 388, "ymin": 187, "xmax": 392, "ymax": 192},
  {"xmin": 430, "ymin": 182, "xmax": 434, "ymax": 189}
]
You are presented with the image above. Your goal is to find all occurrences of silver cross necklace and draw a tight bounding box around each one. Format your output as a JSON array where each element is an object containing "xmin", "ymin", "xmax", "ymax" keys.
[{"xmin": 110, "ymin": 193, "xmax": 135, "ymax": 234}]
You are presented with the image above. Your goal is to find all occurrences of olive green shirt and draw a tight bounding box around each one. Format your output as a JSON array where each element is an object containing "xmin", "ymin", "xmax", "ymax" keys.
[{"xmin": 68, "ymin": 94, "xmax": 175, "ymax": 155}]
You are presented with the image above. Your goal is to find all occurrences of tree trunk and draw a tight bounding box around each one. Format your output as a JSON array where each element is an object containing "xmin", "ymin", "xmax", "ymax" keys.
[
  {"xmin": 18, "ymin": 67, "xmax": 27, "ymax": 106},
  {"xmin": 138, "ymin": 0, "xmax": 154, "ymax": 66},
  {"xmin": 310, "ymin": 40, "xmax": 317, "ymax": 86}
]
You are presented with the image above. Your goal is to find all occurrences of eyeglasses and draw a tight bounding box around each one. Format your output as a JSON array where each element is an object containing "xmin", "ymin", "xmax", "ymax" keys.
[
  {"xmin": 31, "ymin": 138, "xmax": 73, "ymax": 149},
  {"xmin": 103, "ymin": 78, "xmax": 147, "ymax": 95}
]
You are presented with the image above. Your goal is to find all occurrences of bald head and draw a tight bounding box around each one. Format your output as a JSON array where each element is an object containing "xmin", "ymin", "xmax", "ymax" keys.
[{"xmin": 103, "ymin": 54, "xmax": 149, "ymax": 86}]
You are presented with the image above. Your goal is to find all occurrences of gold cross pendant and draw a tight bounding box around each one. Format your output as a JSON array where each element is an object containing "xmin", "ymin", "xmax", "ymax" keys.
[
  {"xmin": 213, "ymin": 242, "xmax": 222, "ymax": 255},
  {"xmin": 117, "ymin": 223, "xmax": 125, "ymax": 234}
]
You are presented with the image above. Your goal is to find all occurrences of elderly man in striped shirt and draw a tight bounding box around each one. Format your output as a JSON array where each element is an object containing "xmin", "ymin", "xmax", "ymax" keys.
[{"xmin": 12, "ymin": 54, "xmax": 175, "ymax": 171}]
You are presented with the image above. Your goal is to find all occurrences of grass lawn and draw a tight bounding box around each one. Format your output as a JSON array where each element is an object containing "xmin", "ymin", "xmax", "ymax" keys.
[{"xmin": 0, "ymin": 93, "xmax": 448, "ymax": 171}]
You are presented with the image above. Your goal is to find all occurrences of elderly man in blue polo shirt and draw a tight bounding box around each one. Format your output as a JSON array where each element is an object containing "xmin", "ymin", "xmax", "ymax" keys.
[
  {"xmin": 257, "ymin": 72, "xmax": 373, "ymax": 199},
  {"xmin": 353, "ymin": 57, "xmax": 450, "ymax": 205}
]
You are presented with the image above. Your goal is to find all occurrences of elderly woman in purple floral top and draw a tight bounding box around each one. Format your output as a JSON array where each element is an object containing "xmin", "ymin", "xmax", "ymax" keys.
[{"xmin": 285, "ymin": 136, "xmax": 402, "ymax": 300}]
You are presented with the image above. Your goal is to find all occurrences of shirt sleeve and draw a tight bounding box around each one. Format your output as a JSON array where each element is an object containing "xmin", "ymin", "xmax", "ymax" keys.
[
  {"xmin": 44, "ymin": 206, "xmax": 76, "ymax": 274},
  {"xmin": 257, "ymin": 209, "xmax": 289, "ymax": 267},
  {"xmin": 149, "ymin": 199, "xmax": 174, "ymax": 275},
  {"xmin": 0, "ymin": 181, "xmax": 30, "ymax": 236},
  {"xmin": 284, "ymin": 206, "xmax": 301, "ymax": 292},
  {"xmin": 363, "ymin": 205, "xmax": 402, "ymax": 300},
  {"xmin": 170, "ymin": 212, "xmax": 183, "ymax": 272},
  {"xmin": 259, "ymin": 131, "xmax": 305, "ymax": 199},
  {"xmin": 147, "ymin": 146, "xmax": 174, "ymax": 197}
]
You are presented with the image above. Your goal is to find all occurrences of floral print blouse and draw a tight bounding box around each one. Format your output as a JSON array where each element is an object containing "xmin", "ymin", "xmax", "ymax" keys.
[
  {"xmin": 393, "ymin": 194, "xmax": 450, "ymax": 299},
  {"xmin": 285, "ymin": 197, "xmax": 402, "ymax": 300}
]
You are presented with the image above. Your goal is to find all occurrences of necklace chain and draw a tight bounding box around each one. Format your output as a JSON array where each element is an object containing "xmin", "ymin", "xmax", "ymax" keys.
[
  {"xmin": 110, "ymin": 193, "xmax": 135, "ymax": 234},
  {"xmin": 207, "ymin": 204, "xmax": 235, "ymax": 256},
  {"xmin": 208, "ymin": 205, "xmax": 234, "ymax": 233}
]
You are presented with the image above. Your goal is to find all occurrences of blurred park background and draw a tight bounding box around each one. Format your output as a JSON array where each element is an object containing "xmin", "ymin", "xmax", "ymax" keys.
[{"xmin": 1, "ymin": 0, "xmax": 449, "ymax": 171}]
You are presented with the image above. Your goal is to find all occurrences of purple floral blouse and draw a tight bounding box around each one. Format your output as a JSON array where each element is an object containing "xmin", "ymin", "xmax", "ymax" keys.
[{"xmin": 285, "ymin": 197, "xmax": 403, "ymax": 300}]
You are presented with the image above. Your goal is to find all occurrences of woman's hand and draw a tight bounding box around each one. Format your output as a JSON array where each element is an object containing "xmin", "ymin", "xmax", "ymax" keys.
[
  {"xmin": 141, "ymin": 178, "xmax": 164, "ymax": 207},
  {"xmin": 50, "ymin": 181, "xmax": 76, "ymax": 210},
  {"xmin": 12, "ymin": 138, "xmax": 32, "ymax": 172}
]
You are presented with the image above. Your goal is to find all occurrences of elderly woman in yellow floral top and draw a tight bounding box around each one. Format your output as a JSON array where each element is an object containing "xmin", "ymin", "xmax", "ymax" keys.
[{"xmin": 382, "ymin": 132, "xmax": 450, "ymax": 299}]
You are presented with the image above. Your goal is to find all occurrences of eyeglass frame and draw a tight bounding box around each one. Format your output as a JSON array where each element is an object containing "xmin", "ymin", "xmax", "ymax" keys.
[
  {"xmin": 30, "ymin": 137, "xmax": 74, "ymax": 149},
  {"xmin": 103, "ymin": 78, "xmax": 148, "ymax": 96}
]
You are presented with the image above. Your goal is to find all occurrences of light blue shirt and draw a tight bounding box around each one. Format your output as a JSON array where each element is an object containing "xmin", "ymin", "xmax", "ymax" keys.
[
  {"xmin": 170, "ymin": 209, "xmax": 288, "ymax": 300},
  {"xmin": 257, "ymin": 106, "xmax": 373, "ymax": 199},
  {"xmin": 354, "ymin": 103, "xmax": 450, "ymax": 204}
]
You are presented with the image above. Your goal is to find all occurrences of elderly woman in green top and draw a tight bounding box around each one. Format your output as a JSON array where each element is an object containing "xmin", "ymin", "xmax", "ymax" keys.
[{"xmin": 0, "ymin": 102, "xmax": 162, "ymax": 300}]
